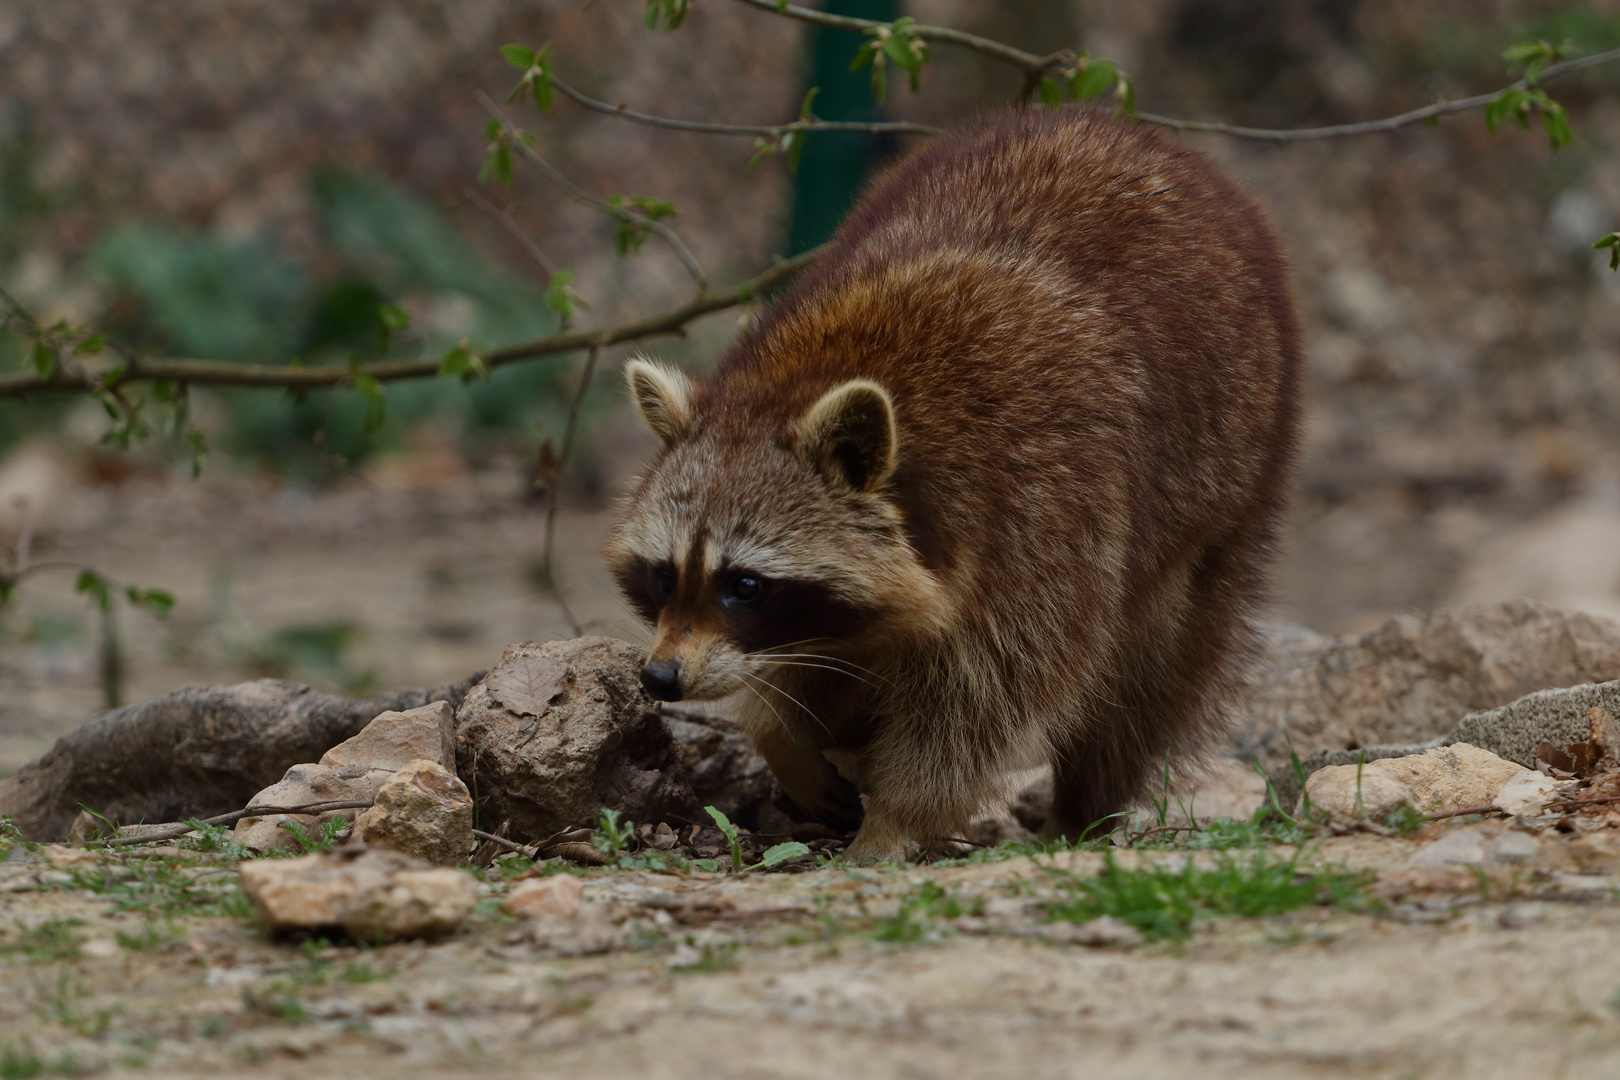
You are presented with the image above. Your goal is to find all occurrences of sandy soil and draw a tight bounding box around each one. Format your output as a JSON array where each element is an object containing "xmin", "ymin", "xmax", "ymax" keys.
[{"xmin": 0, "ymin": 834, "xmax": 1616, "ymax": 1080}]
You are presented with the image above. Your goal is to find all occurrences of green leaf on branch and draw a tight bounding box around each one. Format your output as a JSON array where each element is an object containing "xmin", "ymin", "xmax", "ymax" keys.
[
  {"xmin": 1502, "ymin": 39, "xmax": 1569, "ymax": 85},
  {"xmin": 27, "ymin": 340, "xmax": 53, "ymax": 378},
  {"xmin": 437, "ymin": 341, "xmax": 489, "ymax": 382},
  {"xmin": 501, "ymin": 42, "xmax": 554, "ymax": 112},
  {"xmin": 607, "ymin": 195, "xmax": 676, "ymax": 256},
  {"xmin": 1595, "ymin": 233, "xmax": 1620, "ymax": 271},
  {"xmin": 851, "ymin": 18, "xmax": 925, "ymax": 103},
  {"xmin": 75, "ymin": 571, "xmax": 111, "ymax": 613},
  {"xmin": 187, "ymin": 429, "xmax": 208, "ymax": 479},
  {"xmin": 543, "ymin": 270, "xmax": 585, "ymax": 322},
  {"xmin": 72, "ymin": 333, "xmax": 103, "ymax": 356},
  {"xmin": 377, "ymin": 302, "xmax": 409, "ymax": 351},
  {"xmin": 644, "ymin": 0, "xmax": 691, "ymax": 30},
  {"xmin": 1071, "ymin": 55, "xmax": 1117, "ymax": 101},
  {"xmin": 1038, "ymin": 77, "xmax": 1062, "ymax": 109},
  {"xmin": 1114, "ymin": 75, "xmax": 1137, "ymax": 117},
  {"xmin": 352, "ymin": 373, "xmax": 386, "ymax": 433},
  {"xmin": 124, "ymin": 586, "xmax": 175, "ymax": 618},
  {"xmin": 1485, "ymin": 86, "xmax": 1571, "ymax": 148},
  {"xmin": 478, "ymin": 119, "xmax": 515, "ymax": 186}
]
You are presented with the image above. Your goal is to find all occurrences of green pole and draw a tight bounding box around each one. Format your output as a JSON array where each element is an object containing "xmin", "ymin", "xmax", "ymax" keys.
[{"xmin": 785, "ymin": 0, "xmax": 900, "ymax": 256}]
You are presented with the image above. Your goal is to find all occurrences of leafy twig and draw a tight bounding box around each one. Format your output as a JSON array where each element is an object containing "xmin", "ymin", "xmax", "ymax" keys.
[
  {"xmin": 477, "ymin": 92, "xmax": 709, "ymax": 290},
  {"xmin": 0, "ymin": 246, "xmax": 825, "ymax": 397},
  {"xmin": 551, "ymin": 76, "xmax": 938, "ymax": 137}
]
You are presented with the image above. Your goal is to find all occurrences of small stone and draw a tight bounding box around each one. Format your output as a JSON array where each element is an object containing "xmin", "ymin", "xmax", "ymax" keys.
[
  {"xmin": 321, "ymin": 701, "xmax": 457, "ymax": 773},
  {"xmin": 1409, "ymin": 822, "xmax": 1539, "ymax": 867},
  {"xmin": 1494, "ymin": 771, "xmax": 1571, "ymax": 817},
  {"xmin": 1026, "ymin": 916, "xmax": 1143, "ymax": 948},
  {"xmin": 1566, "ymin": 830, "xmax": 1620, "ymax": 874},
  {"xmin": 352, "ymin": 760, "xmax": 473, "ymax": 866},
  {"xmin": 649, "ymin": 823, "xmax": 678, "ymax": 851},
  {"xmin": 81, "ymin": 939, "xmax": 119, "ymax": 959},
  {"xmin": 238, "ymin": 846, "xmax": 476, "ymax": 940},
  {"xmin": 527, "ymin": 901, "xmax": 625, "ymax": 956},
  {"xmin": 232, "ymin": 763, "xmax": 379, "ymax": 855},
  {"xmin": 1304, "ymin": 743, "xmax": 1535, "ymax": 821},
  {"xmin": 502, "ymin": 875, "xmax": 583, "ymax": 919},
  {"xmin": 1304, "ymin": 766, "xmax": 1413, "ymax": 822}
]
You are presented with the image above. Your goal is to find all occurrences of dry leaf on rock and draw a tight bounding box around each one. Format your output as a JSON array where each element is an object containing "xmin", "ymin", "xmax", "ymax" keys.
[{"xmin": 485, "ymin": 655, "xmax": 568, "ymax": 719}]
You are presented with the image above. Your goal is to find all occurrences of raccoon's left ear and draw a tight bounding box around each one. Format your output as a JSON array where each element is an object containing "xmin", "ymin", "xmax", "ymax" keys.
[{"xmin": 796, "ymin": 380, "xmax": 897, "ymax": 493}]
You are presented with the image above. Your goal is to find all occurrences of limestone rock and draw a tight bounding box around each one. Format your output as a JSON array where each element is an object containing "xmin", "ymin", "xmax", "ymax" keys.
[
  {"xmin": 455, "ymin": 638, "xmax": 698, "ymax": 842},
  {"xmin": 234, "ymin": 702, "xmax": 466, "ymax": 854},
  {"xmin": 238, "ymin": 846, "xmax": 476, "ymax": 940},
  {"xmin": 502, "ymin": 875, "xmax": 583, "ymax": 919},
  {"xmin": 321, "ymin": 701, "xmax": 456, "ymax": 773},
  {"xmin": 1304, "ymin": 743, "xmax": 1531, "ymax": 820},
  {"xmin": 1409, "ymin": 822, "xmax": 1541, "ymax": 867},
  {"xmin": 352, "ymin": 760, "xmax": 473, "ymax": 866},
  {"xmin": 1303, "ymin": 765, "xmax": 1412, "ymax": 822},
  {"xmin": 1493, "ymin": 771, "xmax": 1571, "ymax": 817},
  {"xmin": 232, "ymin": 763, "xmax": 377, "ymax": 854},
  {"xmin": 1236, "ymin": 601, "xmax": 1620, "ymax": 775}
]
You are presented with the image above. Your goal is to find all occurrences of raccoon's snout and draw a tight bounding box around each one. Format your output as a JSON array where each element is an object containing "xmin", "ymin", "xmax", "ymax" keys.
[{"xmin": 640, "ymin": 657, "xmax": 684, "ymax": 701}]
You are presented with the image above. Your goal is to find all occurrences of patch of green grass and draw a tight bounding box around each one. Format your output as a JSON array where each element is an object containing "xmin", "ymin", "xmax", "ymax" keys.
[
  {"xmin": 0, "ymin": 817, "xmax": 40, "ymax": 861},
  {"xmin": 33, "ymin": 965, "xmax": 115, "ymax": 1036},
  {"xmin": 62, "ymin": 852, "xmax": 254, "ymax": 922},
  {"xmin": 114, "ymin": 918, "xmax": 175, "ymax": 952},
  {"xmin": 870, "ymin": 881, "xmax": 978, "ymax": 944},
  {"xmin": 1133, "ymin": 816, "xmax": 1316, "ymax": 851},
  {"xmin": 278, "ymin": 817, "xmax": 347, "ymax": 854},
  {"xmin": 0, "ymin": 1038, "xmax": 79, "ymax": 1079},
  {"xmin": 242, "ymin": 983, "xmax": 307, "ymax": 1024},
  {"xmin": 670, "ymin": 940, "xmax": 738, "ymax": 973},
  {"xmin": 341, "ymin": 959, "xmax": 391, "ymax": 984},
  {"xmin": 1043, "ymin": 851, "xmax": 1370, "ymax": 941},
  {"xmin": 5, "ymin": 919, "xmax": 86, "ymax": 963}
]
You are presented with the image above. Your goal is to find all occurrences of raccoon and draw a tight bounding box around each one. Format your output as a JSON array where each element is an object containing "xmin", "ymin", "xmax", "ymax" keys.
[{"xmin": 604, "ymin": 107, "xmax": 1301, "ymax": 861}]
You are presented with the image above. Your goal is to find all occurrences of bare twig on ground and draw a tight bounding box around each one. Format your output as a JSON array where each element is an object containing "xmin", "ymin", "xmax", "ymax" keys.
[
  {"xmin": 1422, "ymin": 805, "xmax": 1503, "ymax": 821},
  {"xmin": 477, "ymin": 92, "xmax": 709, "ymax": 290},
  {"xmin": 86, "ymin": 800, "xmax": 375, "ymax": 849},
  {"xmin": 0, "ymin": 245, "xmax": 825, "ymax": 397}
]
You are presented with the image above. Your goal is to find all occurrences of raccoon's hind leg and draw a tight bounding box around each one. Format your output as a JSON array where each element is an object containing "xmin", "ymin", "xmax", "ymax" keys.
[{"xmin": 1043, "ymin": 540, "xmax": 1262, "ymax": 842}]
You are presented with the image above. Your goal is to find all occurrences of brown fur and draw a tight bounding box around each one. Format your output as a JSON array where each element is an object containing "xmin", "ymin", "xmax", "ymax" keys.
[{"xmin": 604, "ymin": 107, "xmax": 1301, "ymax": 860}]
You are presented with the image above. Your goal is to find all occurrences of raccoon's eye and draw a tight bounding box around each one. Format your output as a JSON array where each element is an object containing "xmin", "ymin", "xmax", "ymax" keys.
[
  {"xmin": 652, "ymin": 562, "xmax": 677, "ymax": 599},
  {"xmin": 729, "ymin": 576, "xmax": 762, "ymax": 602}
]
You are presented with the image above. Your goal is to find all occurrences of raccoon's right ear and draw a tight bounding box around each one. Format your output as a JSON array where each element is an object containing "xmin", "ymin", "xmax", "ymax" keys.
[{"xmin": 625, "ymin": 359, "xmax": 695, "ymax": 450}]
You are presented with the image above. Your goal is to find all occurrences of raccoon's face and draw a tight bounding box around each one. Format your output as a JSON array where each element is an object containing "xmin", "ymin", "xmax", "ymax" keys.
[{"xmin": 604, "ymin": 359, "xmax": 945, "ymax": 703}]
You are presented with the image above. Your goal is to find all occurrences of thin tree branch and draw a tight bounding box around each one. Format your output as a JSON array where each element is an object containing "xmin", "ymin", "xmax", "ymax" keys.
[
  {"xmin": 462, "ymin": 185, "xmax": 557, "ymax": 275},
  {"xmin": 737, "ymin": 0, "xmax": 1620, "ymax": 143},
  {"xmin": 1138, "ymin": 47, "xmax": 1620, "ymax": 142},
  {"xmin": 0, "ymin": 245, "xmax": 826, "ymax": 396},
  {"xmin": 552, "ymin": 76, "xmax": 939, "ymax": 137},
  {"xmin": 477, "ymin": 92, "xmax": 709, "ymax": 290},
  {"xmin": 730, "ymin": 0, "xmax": 1061, "ymax": 76}
]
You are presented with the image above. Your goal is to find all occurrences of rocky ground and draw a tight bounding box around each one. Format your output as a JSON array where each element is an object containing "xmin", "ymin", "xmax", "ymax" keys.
[{"xmin": 1, "ymin": 827, "xmax": 1618, "ymax": 1079}]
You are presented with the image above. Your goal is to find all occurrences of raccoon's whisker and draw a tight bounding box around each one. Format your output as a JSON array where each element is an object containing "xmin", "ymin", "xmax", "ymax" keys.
[
  {"xmin": 748, "ymin": 658, "xmax": 881, "ymax": 688},
  {"xmin": 741, "ymin": 670, "xmax": 833, "ymax": 741},
  {"xmin": 736, "ymin": 678, "xmax": 790, "ymax": 734},
  {"xmin": 748, "ymin": 653, "xmax": 892, "ymax": 685}
]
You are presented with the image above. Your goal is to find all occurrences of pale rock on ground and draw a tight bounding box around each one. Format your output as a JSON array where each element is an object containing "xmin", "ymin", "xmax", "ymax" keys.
[
  {"xmin": 1409, "ymin": 821, "xmax": 1542, "ymax": 868},
  {"xmin": 237, "ymin": 845, "xmax": 476, "ymax": 940},
  {"xmin": 502, "ymin": 875, "xmax": 583, "ymax": 919},
  {"xmin": 1304, "ymin": 742, "xmax": 1537, "ymax": 820},
  {"xmin": 233, "ymin": 701, "xmax": 458, "ymax": 853},
  {"xmin": 351, "ymin": 759, "xmax": 473, "ymax": 866}
]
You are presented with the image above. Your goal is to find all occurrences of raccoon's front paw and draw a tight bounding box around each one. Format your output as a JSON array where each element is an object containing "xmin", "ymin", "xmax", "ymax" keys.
[{"xmin": 843, "ymin": 817, "xmax": 919, "ymax": 865}]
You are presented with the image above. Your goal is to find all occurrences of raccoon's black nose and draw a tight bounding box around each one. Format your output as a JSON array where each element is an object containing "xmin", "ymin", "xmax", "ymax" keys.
[{"xmin": 640, "ymin": 658, "xmax": 684, "ymax": 701}]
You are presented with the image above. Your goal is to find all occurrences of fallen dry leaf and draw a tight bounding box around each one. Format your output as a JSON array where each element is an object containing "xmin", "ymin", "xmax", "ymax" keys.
[{"xmin": 486, "ymin": 654, "xmax": 568, "ymax": 719}]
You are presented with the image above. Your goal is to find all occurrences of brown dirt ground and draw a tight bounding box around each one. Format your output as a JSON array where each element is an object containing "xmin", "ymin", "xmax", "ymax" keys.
[{"xmin": 0, "ymin": 833, "xmax": 1617, "ymax": 1080}]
